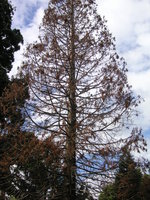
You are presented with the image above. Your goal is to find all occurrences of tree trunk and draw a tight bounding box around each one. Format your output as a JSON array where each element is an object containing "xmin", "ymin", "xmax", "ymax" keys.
[
  {"xmin": 65, "ymin": 1, "xmax": 76, "ymax": 199},
  {"xmin": 0, "ymin": 191, "xmax": 5, "ymax": 200}
]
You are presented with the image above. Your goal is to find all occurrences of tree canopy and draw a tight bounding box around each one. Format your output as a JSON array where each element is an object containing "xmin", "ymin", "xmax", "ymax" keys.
[
  {"xmin": 0, "ymin": 0, "xmax": 148, "ymax": 199},
  {"xmin": 20, "ymin": 0, "xmax": 146, "ymax": 198}
]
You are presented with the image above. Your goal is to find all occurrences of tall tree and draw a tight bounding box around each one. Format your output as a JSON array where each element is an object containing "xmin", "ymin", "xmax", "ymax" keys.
[{"xmin": 21, "ymin": 0, "xmax": 146, "ymax": 199}]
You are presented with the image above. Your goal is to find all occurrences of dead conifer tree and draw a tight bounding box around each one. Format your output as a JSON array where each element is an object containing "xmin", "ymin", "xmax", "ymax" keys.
[{"xmin": 20, "ymin": 0, "xmax": 146, "ymax": 199}]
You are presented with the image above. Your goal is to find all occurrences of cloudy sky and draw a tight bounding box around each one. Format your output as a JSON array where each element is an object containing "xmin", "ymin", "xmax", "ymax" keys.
[{"xmin": 10, "ymin": 0, "xmax": 150, "ymax": 157}]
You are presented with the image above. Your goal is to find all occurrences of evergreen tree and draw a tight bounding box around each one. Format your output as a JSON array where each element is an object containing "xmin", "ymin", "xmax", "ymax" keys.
[
  {"xmin": 0, "ymin": 131, "xmax": 63, "ymax": 200},
  {"xmin": 99, "ymin": 184, "xmax": 116, "ymax": 200},
  {"xmin": 0, "ymin": 81, "xmax": 64, "ymax": 200},
  {"xmin": 0, "ymin": 0, "xmax": 23, "ymax": 96},
  {"xmin": 99, "ymin": 150, "xmax": 144, "ymax": 200},
  {"xmin": 140, "ymin": 174, "xmax": 150, "ymax": 200},
  {"xmin": 0, "ymin": 1, "xmax": 23, "ymax": 199},
  {"xmin": 115, "ymin": 151, "xmax": 142, "ymax": 200},
  {"xmin": 20, "ymin": 0, "xmax": 146, "ymax": 198},
  {"xmin": 0, "ymin": 80, "xmax": 29, "ymax": 199},
  {"xmin": 0, "ymin": 0, "xmax": 23, "ymax": 131}
]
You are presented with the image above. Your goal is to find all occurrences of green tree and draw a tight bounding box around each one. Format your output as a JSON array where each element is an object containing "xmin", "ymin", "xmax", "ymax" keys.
[
  {"xmin": 0, "ymin": 2, "xmax": 23, "ymax": 198},
  {"xmin": 115, "ymin": 151, "xmax": 142, "ymax": 200},
  {"xmin": 140, "ymin": 174, "xmax": 150, "ymax": 200},
  {"xmin": 99, "ymin": 150, "xmax": 144, "ymax": 200},
  {"xmin": 21, "ymin": 0, "xmax": 146, "ymax": 199},
  {"xmin": 0, "ymin": 0, "xmax": 23, "ymax": 96},
  {"xmin": 9, "ymin": 196, "xmax": 17, "ymax": 200},
  {"xmin": 99, "ymin": 184, "xmax": 116, "ymax": 200},
  {"xmin": 0, "ymin": 0, "xmax": 23, "ymax": 135}
]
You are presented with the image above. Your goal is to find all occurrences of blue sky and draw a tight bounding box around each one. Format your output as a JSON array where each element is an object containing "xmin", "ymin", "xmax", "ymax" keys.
[
  {"xmin": 10, "ymin": 0, "xmax": 150, "ymax": 158},
  {"xmin": 98, "ymin": 0, "xmax": 150, "ymax": 158}
]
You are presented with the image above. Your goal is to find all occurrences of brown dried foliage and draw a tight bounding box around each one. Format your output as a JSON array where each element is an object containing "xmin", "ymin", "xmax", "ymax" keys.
[{"xmin": 16, "ymin": 0, "xmax": 147, "ymax": 198}]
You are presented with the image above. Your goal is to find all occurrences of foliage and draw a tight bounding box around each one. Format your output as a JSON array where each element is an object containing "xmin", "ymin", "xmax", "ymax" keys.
[
  {"xmin": 0, "ymin": 1, "xmax": 23, "ymax": 199},
  {"xmin": 0, "ymin": 80, "xmax": 63, "ymax": 200},
  {"xmin": 99, "ymin": 150, "xmax": 150, "ymax": 200},
  {"xmin": 20, "ymin": 0, "xmax": 146, "ymax": 198},
  {"xmin": 9, "ymin": 196, "xmax": 17, "ymax": 200},
  {"xmin": 140, "ymin": 174, "xmax": 150, "ymax": 200},
  {"xmin": 76, "ymin": 184, "xmax": 94, "ymax": 200},
  {"xmin": 0, "ymin": 0, "xmax": 147, "ymax": 199},
  {"xmin": 115, "ymin": 151, "xmax": 142, "ymax": 200},
  {"xmin": 99, "ymin": 184, "xmax": 116, "ymax": 200},
  {"xmin": 0, "ymin": 78, "xmax": 29, "ymax": 132},
  {"xmin": 0, "ymin": 131, "xmax": 62, "ymax": 200},
  {"xmin": 0, "ymin": 0, "xmax": 23, "ymax": 96}
]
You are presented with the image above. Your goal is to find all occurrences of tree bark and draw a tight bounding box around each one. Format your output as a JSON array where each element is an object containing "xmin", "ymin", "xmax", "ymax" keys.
[
  {"xmin": 0, "ymin": 191, "xmax": 5, "ymax": 200},
  {"xmin": 65, "ymin": 1, "xmax": 76, "ymax": 199}
]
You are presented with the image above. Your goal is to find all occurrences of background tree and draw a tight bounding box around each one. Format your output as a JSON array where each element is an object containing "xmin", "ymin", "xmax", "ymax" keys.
[
  {"xmin": 0, "ymin": 0, "xmax": 23, "ymax": 96},
  {"xmin": 0, "ymin": 131, "xmax": 63, "ymax": 200},
  {"xmin": 0, "ymin": 1, "xmax": 23, "ymax": 199},
  {"xmin": 99, "ymin": 184, "xmax": 116, "ymax": 200},
  {"xmin": 21, "ymin": 0, "xmax": 146, "ymax": 199},
  {"xmin": 0, "ymin": 80, "xmax": 29, "ymax": 199},
  {"xmin": 0, "ymin": 81, "xmax": 65, "ymax": 200},
  {"xmin": 99, "ymin": 150, "xmax": 149, "ymax": 200},
  {"xmin": 140, "ymin": 174, "xmax": 150, "ymax": 200},
  {"xmin": 0, "ymin": 0, "xmax": 23, "ymax": 139},
  {"xmin": 115, "ymin": 150, "xmax": 142, "ymax": 200}
]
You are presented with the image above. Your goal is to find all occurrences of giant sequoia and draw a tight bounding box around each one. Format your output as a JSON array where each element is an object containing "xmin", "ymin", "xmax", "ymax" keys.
[{"xmin": 21, "ymin": 0, "xmax": 146, "ymax": 199}]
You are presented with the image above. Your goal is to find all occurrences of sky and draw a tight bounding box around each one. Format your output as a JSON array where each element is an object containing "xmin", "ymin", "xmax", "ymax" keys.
[{"xmin": 10, "ymin": 0, "xmax": 150, "ymax": 158}]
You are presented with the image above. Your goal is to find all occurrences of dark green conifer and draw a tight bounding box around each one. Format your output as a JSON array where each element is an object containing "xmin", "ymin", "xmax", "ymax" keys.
[{"xmin": 0, "ymin": 0, "xmax": 23, "ymax": 96}]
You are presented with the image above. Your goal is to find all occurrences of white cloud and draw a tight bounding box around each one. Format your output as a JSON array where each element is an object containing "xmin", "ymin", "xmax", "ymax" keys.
[
  {"xmin": 21, "ymin": 8, "xmax": 44, "ymax": 44},
  {"xmin": 98, "ymin": 0, "xmax": 150, "ymax": 46},
  {"xmin": 128, "ymin": 70, "xmax": 150, "ymax": 130},
  {"xmin": 97, "ymin": 0, "xmax": 150, "ymax": 157},
  {"xmin": 10, "ymin": 0, "xmax": 47, "ymax": 76},
  {"xmin": 137, "ymin": 33, "xmax": 150, "ymax": 47},
  {"xmin": 11, "ymin": 0, "xmax": 48, "ymax": 27}
]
